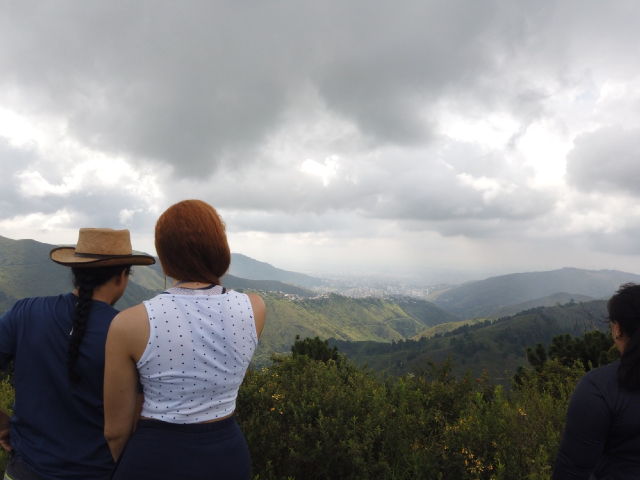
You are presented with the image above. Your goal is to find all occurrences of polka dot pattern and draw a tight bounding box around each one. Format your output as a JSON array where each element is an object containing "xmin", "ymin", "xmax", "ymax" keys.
[{"xmin": 137, "ymin": 287, "xmax": 258, "ymax": 424}]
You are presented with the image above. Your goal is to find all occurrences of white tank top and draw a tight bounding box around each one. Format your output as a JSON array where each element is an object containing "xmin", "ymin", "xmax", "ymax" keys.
[{"xmin": 137, "ymin": 286, "xmax": 258, "ymax": 424}]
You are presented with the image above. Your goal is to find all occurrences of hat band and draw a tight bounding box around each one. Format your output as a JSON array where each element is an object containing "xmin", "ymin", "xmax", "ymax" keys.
[{"xmin": 74, "ymin": 252, "xmax": 133, "ymax": 259}]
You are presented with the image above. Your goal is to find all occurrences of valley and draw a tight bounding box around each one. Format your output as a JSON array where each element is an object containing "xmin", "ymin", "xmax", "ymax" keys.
[{"xmin": 0, "ymin": 234, "xmax": 635, "ymax": 381}]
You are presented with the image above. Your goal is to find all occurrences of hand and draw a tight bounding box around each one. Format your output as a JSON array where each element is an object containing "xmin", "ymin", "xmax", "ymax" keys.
[{"xmin": 0, "ymin": 426, "xmax": 11, "ymax": 452}]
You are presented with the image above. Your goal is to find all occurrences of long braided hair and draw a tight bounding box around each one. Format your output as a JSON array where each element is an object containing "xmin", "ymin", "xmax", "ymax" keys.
[{"xmin": 68, "ymin": 265, "xmax": 132, "ymax": 383}]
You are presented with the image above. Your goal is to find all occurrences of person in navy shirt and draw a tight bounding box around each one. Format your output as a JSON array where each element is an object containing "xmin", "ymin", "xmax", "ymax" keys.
[
  {"xmin": 553, "ymin": 283, "xmax": 640, "ymax": 479},
  {"xmin": 0, "ymin": 228, "xmax": 154, "ymax": 480}
]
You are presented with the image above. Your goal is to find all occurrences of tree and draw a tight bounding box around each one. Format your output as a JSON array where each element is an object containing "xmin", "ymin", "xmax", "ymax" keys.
[
  {"xmin": 523, "ymin": 329, "xmax": 619, "ymax": 377},
  {"xmin": 526, "ymin": 342, "xmax": 547, "ymax": 370},
  {"xmin": 547, "ymin": 334, "xmax": 575, "ymax": 367},
  {"xmin": 291, "ymin": 335, "xmax": 340, "ymax": 363}
]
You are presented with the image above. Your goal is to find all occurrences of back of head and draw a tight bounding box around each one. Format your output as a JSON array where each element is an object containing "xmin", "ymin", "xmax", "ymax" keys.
[
  {"xmin": 155, "ymin": 199, "xmax": 231, "ymax": 284},
  {"xmin": 609, "ymin": 283, "xmax": 640, "ymax": 391}
]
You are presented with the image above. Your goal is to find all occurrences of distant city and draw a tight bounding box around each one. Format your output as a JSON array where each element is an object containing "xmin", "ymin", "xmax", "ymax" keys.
[{"xmin": 309, "ymin": 273, "xmax": 454, "ymax": 300}]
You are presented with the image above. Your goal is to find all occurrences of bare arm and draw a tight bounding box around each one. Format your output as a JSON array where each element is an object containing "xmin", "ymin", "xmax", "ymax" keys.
[
  {"xmin": 104, "ymin": 304, "xmax": 149, "ymax": 461},
  {"xmin": 133, "ymin": 393, "xmax": 144, "ymax": 431},
  {"xmin": 247, "ymin": 293, "xmax": 266, "ymax": 339}
]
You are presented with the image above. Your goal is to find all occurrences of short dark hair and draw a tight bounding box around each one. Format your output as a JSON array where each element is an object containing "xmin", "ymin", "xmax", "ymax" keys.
[
  {"xmin": 608, "ymin": 283, "xmax": 640, "ymax": 391},
  {"xmin": 155, "ymin": 200, "xmax": 230, "ymax": 283}
]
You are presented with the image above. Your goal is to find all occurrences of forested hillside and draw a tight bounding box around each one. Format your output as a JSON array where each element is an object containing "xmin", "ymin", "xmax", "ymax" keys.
[
  {"xmin": 0, "ymin": 234, "xmax": 624, "ymax": 384},
  {"xmin": 433, "ymin": 267, "xmax": 639, "ymax": 318},
  {"xmin": 253, "ymin": 292, "xmax": 459, "ymax": 364},
  {"xmin": 487, "ymin": 292, "xmax": 595, "ymax": 318},
  {"xmin": 0, "ymin": 236, "xmax": 316, "ymax": 316},
  {"xmin": 0, "ymin": 236, "xmax": 162, "ymax": 313},
  {"xmin": 332, "ymin": 299, "xmax": 608, "ymax": 381},
  {"xmin": 0, "ymin": 235, "xmax": 462, "ymax": 367}
]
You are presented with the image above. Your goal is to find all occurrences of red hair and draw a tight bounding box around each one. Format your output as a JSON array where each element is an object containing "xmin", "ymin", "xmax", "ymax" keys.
[{"xmin": 155, "ymin": 200, "xmax": 230, "ymax": 282}]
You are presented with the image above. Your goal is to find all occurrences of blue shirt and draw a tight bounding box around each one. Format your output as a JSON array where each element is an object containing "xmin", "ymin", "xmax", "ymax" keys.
[
  {"xmin": 0, "ymin": 293, "xmax": 117, "ymax": 480},
  {"xmin": 553, "ymin": 361, "xmax": 640, "ymax": 480}
]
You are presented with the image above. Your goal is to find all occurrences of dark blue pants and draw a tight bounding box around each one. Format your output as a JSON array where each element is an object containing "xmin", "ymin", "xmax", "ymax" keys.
[{"xmin": 112, "ymin": 416, "xmax": 251, "ymax": 480}]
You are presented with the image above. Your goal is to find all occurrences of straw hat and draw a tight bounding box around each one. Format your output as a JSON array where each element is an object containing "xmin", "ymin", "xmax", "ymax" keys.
[{"xmin": 50, "ymin": 228, "xmax": 155, "ymax": 268}]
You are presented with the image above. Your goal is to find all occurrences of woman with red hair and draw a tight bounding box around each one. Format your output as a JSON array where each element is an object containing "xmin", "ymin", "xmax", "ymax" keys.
[{"xmin": 104, "ymin": 200, "xmax": 266, "ymax": 480}]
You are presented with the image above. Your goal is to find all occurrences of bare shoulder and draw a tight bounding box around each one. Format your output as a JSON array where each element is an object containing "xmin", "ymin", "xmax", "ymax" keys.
[
  {"xmin": 108, "ymin": 303, "xmax": 150, "ymax": 361},
  {"xmin": 110, "ymin": 303, "xmax": 149, "ymax": 334},
  {"xmin": 246, "ymin": 293, "xmax": 266, "ymax": 338},
  {"xmin": 246, "ymin": 293, "xmax": 266, "ymax": 317}
]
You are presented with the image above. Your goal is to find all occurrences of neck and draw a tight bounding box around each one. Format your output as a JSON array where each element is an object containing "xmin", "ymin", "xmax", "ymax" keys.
[
  {"xmin": 72, "ymin": 287, "xmax": 119, "ymax": 306},
  {"xmin": 172, "ymin": 279, "xmax": 220, "ymax": 289}
]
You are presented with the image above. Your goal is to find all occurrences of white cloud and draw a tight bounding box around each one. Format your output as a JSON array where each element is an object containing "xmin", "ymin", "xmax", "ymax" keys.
[
  {"xmin": 16, "ymin": 171, "xmax": 74, "ymax": 197},
  {"xmin": 118, "ymin": 209, "xmax": 136, "ymax": 225},
  {"xmin": 456, "ymin": 174, "xmax": 515, "ymax": 202},
  {"xmin": 300, "ymin": 156, "xmax": 340, "ymax": 186},
  {"xmin": 0, "ymin": 210, "xmax": 73, "ymax": 236}
]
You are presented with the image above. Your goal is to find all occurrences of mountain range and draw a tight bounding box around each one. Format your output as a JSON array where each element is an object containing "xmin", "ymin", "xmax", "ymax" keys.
[
  {"xmin": 0, "ymin": 235, "xmax": 461, "ymax": 367},
  {"xmin": 0, "ymin": 236, "xmax": 318, "ymax": 314},
  {"xmin": 226, "ymin": 253, "xmax": 324, "ymax": 289},
  {"xmin": 432, "ymin": 267, "xmax": 640, "ymax": 319},
  {"xmin": 1, "ymin": 234, "xmax": 637, "ymax": 378}
]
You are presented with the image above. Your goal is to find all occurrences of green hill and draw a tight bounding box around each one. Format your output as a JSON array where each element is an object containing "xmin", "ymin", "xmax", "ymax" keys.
[
  {"xmin": 434, "ymin": 267, "xmax": 639, "ymax": 318},
  {"xmin": 227, "ymin": 253, "xmax": 323, "ymax": 288},
  {"xmin": 412, "ymin": 317, "xmax": 489, "ymax": 339},
  {"xmin": 332, "ymin": 299, "xmax": 609, "ymax": 382},
  {"xmin": 252, "ymin": 292, "xmax": 460, "ymax": 364},
  {"xmin": 2, "ymin": 234, "xmax": 619, "ymax": 383},
  {"xmin": 392, "ymin": 296, "xmax": 460, "ymax": 326},
  {"xmin": 0, "ymin": 235, "xmax": 161, "ymax": 313},
  {"xmin": 0, "ymin": 236, "xmax": 316, "ymax": 311},
  {"xmin": 0, "ymin": 235, "xmax": 460, "ymax": 365},
  {"xmin": 151, "ymin": 254, "xmax": 318, "ymax": 295},
  {"xmin": 222, "ymin": 274, "xmax": 313, "ymax": 296},
  {"xmin": 488, "ymin": 292, "xmax": 595, "ymax": 318}
]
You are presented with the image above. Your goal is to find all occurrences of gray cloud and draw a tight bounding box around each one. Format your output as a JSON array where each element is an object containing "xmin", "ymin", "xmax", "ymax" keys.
[
  {"xmin": 585, "ymin": 218, "xmax": 640, "ymax": 256},
  {"xmin": 2, "ymin": 1, "xmax": 640, "ymax": 275},
  {"xmin": 166, "ymin": 138, "xmax": 557, "ymax": 239},
  {"xmin": 566, "ymin": 126, "xmax": 640, "ymax": 195},
  {"xmin": 0, "ymin": 0, "xmax": 575, "ymax": 177},
  {"xmin": 0, "ymin": 139, "xmax": 41, "ymax": 215}
]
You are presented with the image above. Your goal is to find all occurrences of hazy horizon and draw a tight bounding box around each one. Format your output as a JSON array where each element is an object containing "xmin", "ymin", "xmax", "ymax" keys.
[{"xmin": 3, "ymin": 230, "xmax": 640, "ymax": 288}]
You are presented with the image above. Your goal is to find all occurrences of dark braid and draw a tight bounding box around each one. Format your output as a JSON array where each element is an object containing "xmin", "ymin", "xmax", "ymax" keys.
[{"xmin": 68, "ymin": 265, "xmax": 132, "ymax": 383}]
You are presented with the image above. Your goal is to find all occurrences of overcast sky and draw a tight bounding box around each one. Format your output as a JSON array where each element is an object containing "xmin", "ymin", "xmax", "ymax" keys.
[{"xmin": 1, "ymin": 1, "xmax": 640, "ymax": 283}]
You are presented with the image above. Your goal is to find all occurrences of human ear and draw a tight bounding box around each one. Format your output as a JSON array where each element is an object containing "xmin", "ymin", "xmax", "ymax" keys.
[{"xmin": 115, "ymin": 269, "xmax": 127, "ymax": 287}]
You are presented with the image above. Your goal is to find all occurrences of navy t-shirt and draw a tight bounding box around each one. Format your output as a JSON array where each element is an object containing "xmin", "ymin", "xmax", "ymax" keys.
[
  {"xmin": 553, "ymin": 361, "xmax": 640, "ymax": 479},
  {"xmin": 0, "ymin": 293, "xmax": 117, "ymax": 480}
]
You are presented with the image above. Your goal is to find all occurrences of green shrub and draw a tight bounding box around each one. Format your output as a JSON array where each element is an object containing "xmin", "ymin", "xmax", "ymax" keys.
[
  {"xmin": 0, "ymin": 350, "xmax": 584, "ymax": 480},
  {"xmin": 237, "ymin": 354, "xmax": 583, "ymax": 480},
  {"xmin": 0, "ymin": 378, "xmax": 14, "ymax": 474}
]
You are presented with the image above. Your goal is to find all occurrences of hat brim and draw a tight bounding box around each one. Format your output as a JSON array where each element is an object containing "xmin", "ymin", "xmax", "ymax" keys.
[{"xmin": 50, "ymin": 247, "xmax": 156, "ymax": 268}]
